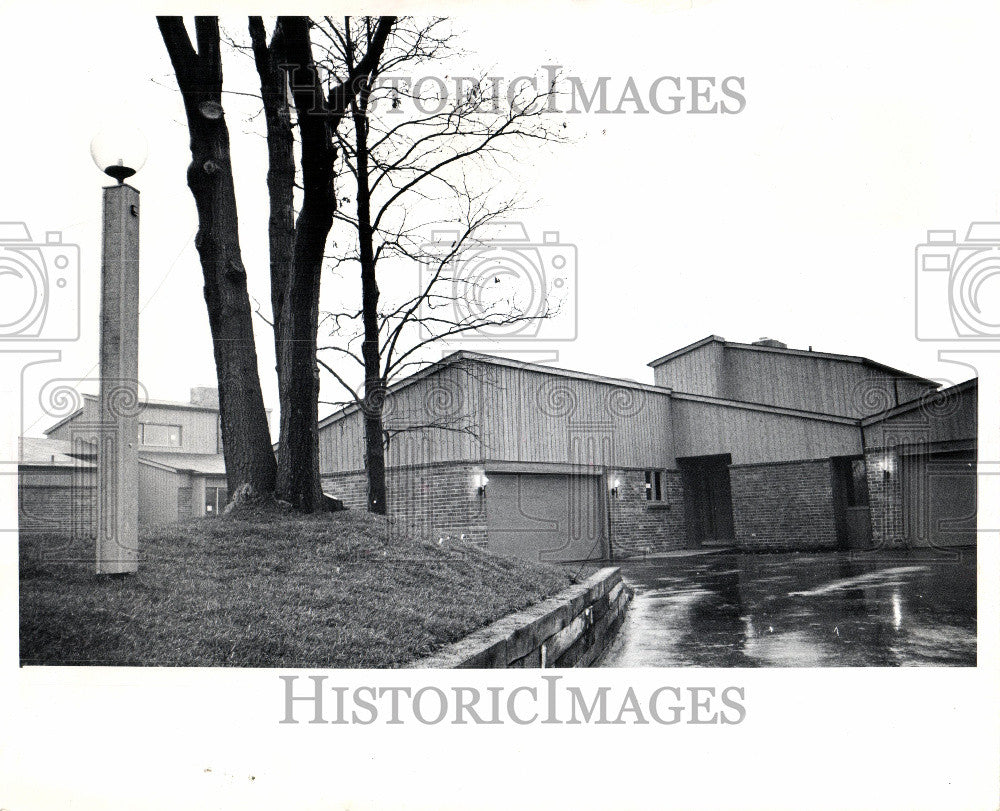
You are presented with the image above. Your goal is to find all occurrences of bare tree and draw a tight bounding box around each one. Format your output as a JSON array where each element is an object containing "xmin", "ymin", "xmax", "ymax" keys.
[
  {"xmin": 157, "ymin": 16, "xmax": 277, "ymax": 504},
  {"xmin": 315, "ymin": 17, "xmax": 568, "ymax": 513},
  {"xmin": 246, "ymin": 15, "xmax": 395, "ymax": 512}
]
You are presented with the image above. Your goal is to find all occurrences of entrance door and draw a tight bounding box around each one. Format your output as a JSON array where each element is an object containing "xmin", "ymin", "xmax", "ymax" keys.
[
  {"xmin": 485, "ymin": 472, "xmax": 608, "ymax": 563},
  {"xmin": 679, "ymin": 454, "xmax": 735, "ymax": 546},
  {"xmin": 832, "ymin": 456, "xmax": 872, "ymax": 549}
]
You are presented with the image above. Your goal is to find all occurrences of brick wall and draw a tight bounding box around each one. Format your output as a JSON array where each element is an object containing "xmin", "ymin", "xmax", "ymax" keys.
[
  {"xmin": 609, "ymin": 468, "xmax": 687, "ymax": 557},
  {"xmin": 326, "ymin": 464, "xmax": 689, "ymax": 560},
  {"xmin": 729, "ymin": 459, "xmax": 838, "ymax": 550},
  {"xmin": 322, "ymin": 463, "xmax": 487, "ymax": 546},
  {"xmin": 865, "ymin": 449, "xmax": 905, "ymax": 549},
  {"xmin": 178, "ymin": 486, "xmax": 193, "ymax": 521}
]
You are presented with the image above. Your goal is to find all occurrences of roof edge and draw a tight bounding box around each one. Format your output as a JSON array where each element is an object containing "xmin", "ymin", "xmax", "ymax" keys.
[
  {"xmin": 861, "ymin": 377, "xmax": 977, "ymax": 426},
  {"xmin": 318, "ymin": 350, "xmax": 673, "ymax": 431},
  {"xmin": 670, "ymin": 391, "xmax": 861, "ymax": 425},
  {"xmin": 648, "ymin": 335, "xmax": 938, "ymax": 387},
  {"xmin": 647, "ymin": 335, "xmax": 725, "ymax": 368},
  {"xmin": 42, "ymin": 407, "xmax": 85, "ymax": 436}
]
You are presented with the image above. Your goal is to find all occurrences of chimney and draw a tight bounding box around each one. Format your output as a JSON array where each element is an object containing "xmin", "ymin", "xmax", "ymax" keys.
[
  {"xmin": 190, "ymin": 386, "xmax": 220, "ymax": 408},
  {"xmin": 751, "ymin": 337, "xmax": 788, "ymax": 349}
]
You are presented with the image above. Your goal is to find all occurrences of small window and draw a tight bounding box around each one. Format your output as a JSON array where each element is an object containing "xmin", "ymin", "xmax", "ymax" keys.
[
  {"xmin": 140, "ymin": 423, "xmax": 182, "ymax": 448},
  {"xmin": 645, "ymin": 470, "xmax": 663, "ymax": 501},
  {"xmin": 205, "ymin": 486, "xmax": 228, "ymax": 516}
]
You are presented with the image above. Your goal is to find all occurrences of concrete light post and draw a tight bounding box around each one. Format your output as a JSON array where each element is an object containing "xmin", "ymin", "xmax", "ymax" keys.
[{"xmin": 90, "ymin": 126, "xmax": 146, "ymax": 575}]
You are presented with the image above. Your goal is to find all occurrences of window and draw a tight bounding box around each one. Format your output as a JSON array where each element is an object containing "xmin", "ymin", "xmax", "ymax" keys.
[
  {"xmin": 205, "ymin": 487, "xmax": 228, "ymax": 516},
  {"xmin": 140, "ymin": 423, "xmax": 182, "ymax": 448},
  {"xmin": 645, "ymin": 470, "xmax": 663, "ymax": 501}
]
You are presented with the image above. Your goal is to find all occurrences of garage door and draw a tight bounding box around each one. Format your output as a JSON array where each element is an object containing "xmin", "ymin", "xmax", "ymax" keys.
[
  {"xmin": 485, "ymin": 473, "xmax": 608, "ymax": 563},
  {"xmin": 901, "ymin": 449, "xmax": 976, "ymax": 548}
]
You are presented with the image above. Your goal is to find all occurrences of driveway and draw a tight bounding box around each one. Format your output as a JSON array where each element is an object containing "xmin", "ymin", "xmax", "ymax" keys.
[{"xmin": 599, "ymin": 550, "xmax": 976, "ymax": 667}]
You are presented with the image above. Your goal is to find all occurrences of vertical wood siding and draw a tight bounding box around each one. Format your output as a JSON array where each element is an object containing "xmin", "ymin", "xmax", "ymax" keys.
[
  {"xmin": 723, "ymin": 348, "xmax": 932, "ymax": 417},
  {"xmin": 671, "ymin": 398, "xmax": 861, "ymax": 465},
  {"xmin": 138, "ymin": 463, "xmax": 182, "ymax": 526},
  {"xmin": 652, "ymin": 343, "xmax": 936, "ymax": 418},
  {"xmin": 651, "ymin": 342, "xmax": 724, "ymax": 393},
  {"xmin": 319, "ymin": 359, "xmax": 674, "ymax": 473},
  {"xmin": 863, "ymin": 385, "xmax": 976, "ymax": 449}
]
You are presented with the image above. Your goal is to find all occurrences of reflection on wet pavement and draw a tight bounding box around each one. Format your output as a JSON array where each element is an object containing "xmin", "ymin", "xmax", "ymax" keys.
[{"xmin": 600, "ymin": 551, "xmax": 976, "ymax": 667}]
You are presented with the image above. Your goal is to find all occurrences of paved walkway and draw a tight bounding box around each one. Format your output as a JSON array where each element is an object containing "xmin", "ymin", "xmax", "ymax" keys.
[{"xmin": 600, "ymin": 550, "xmax": 976, "ymax": 667}]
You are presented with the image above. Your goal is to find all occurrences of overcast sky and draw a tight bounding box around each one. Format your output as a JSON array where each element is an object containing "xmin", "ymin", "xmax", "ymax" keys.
[{"xmin": 6, "ymin": 0, "xmax": 1000, "ymax": 437}]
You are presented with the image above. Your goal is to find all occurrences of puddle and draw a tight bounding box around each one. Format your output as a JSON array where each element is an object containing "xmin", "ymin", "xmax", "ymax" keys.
[{"xmin": 788, "ymin": 566, "xmax": 930, "ymax": 597}]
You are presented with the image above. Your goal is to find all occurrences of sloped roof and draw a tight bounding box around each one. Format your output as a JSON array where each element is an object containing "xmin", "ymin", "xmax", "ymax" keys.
[
  {"xmin": 139, "ymin": 452, "xmax": 226, "ymax": 475},
  {"xmin": 317, "ymin": 350, "xmax": 670, "ymax": 431},
  {"xmin": 647, "ymin": 335, "xmax": 938, "ymax": 387},
  {"xmin": 18, "ymin": 436, "xmax": 96, "ymax": 467},
  {"xmin": 19, "ymin": 436, "xmax": 225, "ymax": 474},
  {"xmin": 860, "ymin": 378, "xmax": 977, "ymax": 426}
]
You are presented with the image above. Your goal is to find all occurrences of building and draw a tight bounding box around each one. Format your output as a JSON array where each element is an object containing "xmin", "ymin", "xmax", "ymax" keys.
[
  {"xmin": 18, "ymin": 337, "xmax": 976, "ymax": 560},
  {"xmin": 18, "ymin": 387, "xmax": 232, "ymax": 538},
  {"xmin": 317, "ymin": 337, "xmax": 977, "ymax": 561}
]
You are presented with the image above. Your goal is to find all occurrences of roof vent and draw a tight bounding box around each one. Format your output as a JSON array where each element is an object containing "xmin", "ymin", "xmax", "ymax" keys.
[{"xmin": 751, "ymin": 337, "xmax": 788, "ymax": 349}]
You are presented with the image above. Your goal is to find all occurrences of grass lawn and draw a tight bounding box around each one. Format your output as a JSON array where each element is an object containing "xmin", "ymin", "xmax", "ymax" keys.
[{"xmin": 19, "ymin": 510, "xmax": 578, "ymax": 668}]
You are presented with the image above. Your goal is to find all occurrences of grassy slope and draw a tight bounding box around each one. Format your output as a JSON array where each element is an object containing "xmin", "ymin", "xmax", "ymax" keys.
[{"xmin": 19, "ymin": 511, "xmax": 576, "ymax": 668}]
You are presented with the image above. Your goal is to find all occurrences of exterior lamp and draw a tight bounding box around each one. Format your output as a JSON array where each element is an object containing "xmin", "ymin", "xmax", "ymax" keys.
[
  {"xmin": 476, "ymin": 472, "xmax": 489, "ymax": 497},
  {"xmin": 90, "ymin": 124, "xmax": 148, "ymax": 184},
  {"xmin": 610, "ymin": 477, "xmax": 621, "ymax": 499},
  {"xmin": 879, "ymin": 455, "xmax": 895, "ymax": 481}
]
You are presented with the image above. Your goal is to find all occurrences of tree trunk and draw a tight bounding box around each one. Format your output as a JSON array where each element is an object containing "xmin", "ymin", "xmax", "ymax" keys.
[
  {"xmin": 354, "ymin": 89, "xmax": 388, "ymax": 514},
  {"xmin": 249, "ymin": 17, "xmax": 295, "ymax": 385},
  {"xmin": 158, "ymin": 16, "xmax": 277, "ymax": 502},
  {"xmin": 272, "ymin": 16, "xmax": 394, "ymax": 511},
  {"xmin": 274, "ymin": 16, "xmax": 333, "ymax": 512}
]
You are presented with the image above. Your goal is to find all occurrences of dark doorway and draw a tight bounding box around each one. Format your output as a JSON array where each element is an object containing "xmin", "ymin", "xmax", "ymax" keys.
[
  {"xmin": 831, "ymin": 456, "xmax": 872, "ymax": 549},
  {"xmin": 679, "ymin": 454, "xmax": 735, "ymax": 546}
]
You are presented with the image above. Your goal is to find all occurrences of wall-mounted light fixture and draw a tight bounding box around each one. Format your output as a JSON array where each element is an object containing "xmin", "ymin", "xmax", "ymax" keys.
[
  {"xmin": 609, "ymin": 477, "xmax": 621, "ymax": 499},
  {"xmin": 475, "ymin": 472, "xmax": 489, "ymax": 497},
  {"xmin": 877, "ymin": 454, "xmax": 896, "ymax": 481}
]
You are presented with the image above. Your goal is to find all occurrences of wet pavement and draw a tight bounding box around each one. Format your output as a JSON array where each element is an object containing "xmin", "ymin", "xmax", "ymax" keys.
[{"xmin": 600, "ymin": 551, "xmax": 977, "ymax": 667}]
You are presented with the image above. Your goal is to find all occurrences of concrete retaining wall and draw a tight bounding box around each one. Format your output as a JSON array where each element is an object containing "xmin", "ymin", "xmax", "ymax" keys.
[{"xmin": 410, "ymin": 567, "xmax": 632, "ymax": 668}]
